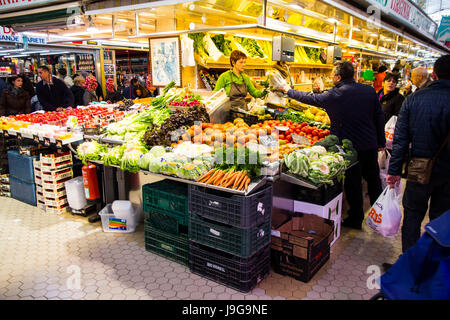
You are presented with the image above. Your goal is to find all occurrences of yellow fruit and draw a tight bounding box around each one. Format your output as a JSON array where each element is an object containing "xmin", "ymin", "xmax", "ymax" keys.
[
  {"xmin": 309, "ymin": 107, "xmax": 319, "ymax": 115},
  {"xmin": 314, "ymin": 115, "xmax": 322, "ymax": 122}
]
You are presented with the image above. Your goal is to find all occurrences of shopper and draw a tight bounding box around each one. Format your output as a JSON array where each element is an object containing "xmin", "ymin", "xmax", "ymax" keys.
[
  {"xmin": 83, "ymin": 75, "xmax": 99, "ymax": 105},
  {"xmin": 105, "ymin": 77, "xmax": 123, "ymax": 103},
  {"xmin": 279, "ymin": 61, "xmax": 386, "ymax": 229},
  {"xmin": 31, "ymin": 95, "xmax": 43, "ymax": 112},
  {"xmin": 70, "ymin": 76, "xmax": 86, "ymax": 107},
  {"xmin": 57, "ymin": 68, "xmax": 74, "ymax": 88},
  {"xmin": 374, "ymin": 65, "xmax": 387, "ymax": 92},
  {"xmin": 18, "ymin": 73, "xmax": 35, "ymax": 98},
  {"xmin": 0, "ymin": 77, "xmax": 7, "ymax": 98},
  {"xmin": 0, "ymin": 75, "xmax": 32, "ymax": 116},
  {"xmin": 400, "ymin": 67, "xmax": 431, "ymax": 97},
  {"xmin": 134, "ymin": 84, "xmax": 150, "ymax": 99},
  {"xmin": 122, "ymin": 78, "xmax": 139, "ymax": 100},
  {"xmin": 214, "ymin": 50, "xmax": 267, "ymax": 110},
  {"xmin": 36, "ymin": 65, "xmax": 74, "ymax": 111},
  {"xmin": 386, "ymin": 54, "xmax": 450, "ymax": 253},
  {"xmin": 378, "ymin": 72, "xmax": 405, "ymax": 123}
]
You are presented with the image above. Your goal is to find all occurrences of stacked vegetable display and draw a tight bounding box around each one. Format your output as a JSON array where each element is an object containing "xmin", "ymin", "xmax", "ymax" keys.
[{"xmin": 284, "ymin": 146, "xmax": 348, "ymax": 186}]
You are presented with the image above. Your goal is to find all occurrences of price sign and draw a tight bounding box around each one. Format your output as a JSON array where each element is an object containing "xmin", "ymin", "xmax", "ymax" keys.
[
  {"xmin": 3, "ymin": 130, "xmax": 9, "ymax": 137},
  {"xmin": 275, "ymin": 126, "xmax": 290, "ymax": 132},
  {"xmin": 33, "ymin": 135, "xmax": 40, "ymax": 143},
  {"xmin": 259, "ymin": 135, "xmax": 278, "ymax": 148},
  {"xmin": 291, "ymin": 133, "xmax": 311, "ymax": 145},
  {"xmin": 16, "ymin": 133, "xmax": 22, "ymax": 140},
  {"xmin": 55, "ymin": 139, "xmax": 63, "ymax": 149},
  {"xmin": 43, "ymin": 137, "xmax": 51, "ymax": 146}
]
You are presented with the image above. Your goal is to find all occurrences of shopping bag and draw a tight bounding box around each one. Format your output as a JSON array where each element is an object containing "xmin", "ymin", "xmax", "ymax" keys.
[
  {"xmin": 366, "ymin": 186, "xmax": 402, "ymax": 238},
  {"xmin": 385, "ymin": 116, "xmax": 397, "ymax": 149},
  {"xmin": 378, "ymin": 150, "xmax": 391, "ymax": 190}
]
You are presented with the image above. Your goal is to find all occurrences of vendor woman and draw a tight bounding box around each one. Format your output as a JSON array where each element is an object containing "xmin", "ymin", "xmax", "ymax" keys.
[{"xmin": 214, "ymin": 50, "xmax": 267, "ymax": 110}]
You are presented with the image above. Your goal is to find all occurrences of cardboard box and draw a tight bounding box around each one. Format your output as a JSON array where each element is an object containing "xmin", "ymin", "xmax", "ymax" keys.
[
  {"xmin": 294, "ymin": 193, "xmax": 342, "ymax": 247},
  {"xmin": 271, "ymin": 213, "xmax": 333, "ymax": 283},
  {"xmin": 40, "ymin": 152, "xmax": 72, "ymax": 165}
]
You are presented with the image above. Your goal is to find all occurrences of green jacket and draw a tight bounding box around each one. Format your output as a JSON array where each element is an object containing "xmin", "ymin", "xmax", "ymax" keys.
[{"xmin": 214, "ymin": 70, "xmax": 263, "ymax": 98}]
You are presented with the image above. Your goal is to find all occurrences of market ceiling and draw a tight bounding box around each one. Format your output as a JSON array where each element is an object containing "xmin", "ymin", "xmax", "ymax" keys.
[{"xmin": 0, "ymin": 0, "xmax": 446, "ymax": 57}]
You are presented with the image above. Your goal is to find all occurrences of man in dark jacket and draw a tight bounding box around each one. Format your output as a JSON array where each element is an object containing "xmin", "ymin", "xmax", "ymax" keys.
[
  {"xmin": 36, "ymin": 65, "xmax": 74, "ymax": 111},
  {"xmin": 280, "ymin": 61, "xmax": 386, "ymax": 229},
  {"xmin": 387, "ymin": 54, "xmax": 450, "ymax": 252},
  {"xmin": 122, "ymin": 78, "xmax": 138, "ymax": 100}
]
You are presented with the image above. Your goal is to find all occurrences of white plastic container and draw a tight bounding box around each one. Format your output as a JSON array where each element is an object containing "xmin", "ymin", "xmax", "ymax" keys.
[
  {"xmin": 112, "ymin": 200, "xmax": 133, "ymax": 219},
  {"xmin": 99, "ymin": 203, "xmax": 139, "ymax": 233},
  {"xmin": 64, "ymin": 176, "xmax": 87, "ymax": 210}
]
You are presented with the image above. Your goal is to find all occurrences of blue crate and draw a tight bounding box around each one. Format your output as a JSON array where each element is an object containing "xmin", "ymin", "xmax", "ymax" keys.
[
  {"xmin": 10, "ymin": 176, "xmax": 36, "ymax": 206},
  {"xmin": 7, "ymin": 150, "xmax": 38, "ymax": 184}
]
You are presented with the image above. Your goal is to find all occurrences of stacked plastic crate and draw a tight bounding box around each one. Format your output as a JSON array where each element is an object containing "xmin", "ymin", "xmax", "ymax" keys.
[
  {"xmin": 33, "ymin": 159, "xmax": 45, "ymax": 210},
  {"xmin": 7, "ymin": 150, "xmax": 38, "ymax": 206},
  {"xmin": 142, "ymin": 180, "xmax": 190, "ymax": 266},
  {"xmin": 37, "ymin": 152, "xmax": 73, "ymax": 214},
  {"xmin": 0, "ymin": 174, "xmax": 10, "ymax": 198},
  {"xmin": 188, "ymin": 185, "xmax": 273, "ymax": 293}
]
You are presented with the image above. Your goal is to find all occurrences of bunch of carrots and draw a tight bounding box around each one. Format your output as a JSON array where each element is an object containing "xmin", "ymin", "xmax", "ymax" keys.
[{"xmin": 197, "ymin": 168, "xmax": 251, "ymax": 192}]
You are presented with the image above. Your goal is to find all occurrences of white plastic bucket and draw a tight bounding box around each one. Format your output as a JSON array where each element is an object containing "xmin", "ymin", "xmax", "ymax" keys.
[
  {"xmin": 99, "ymin": 203, "xmax": 140, "ymax": 233},
  {"xmin": 64, "ymin": 176, "xmax": 87, "ymax": 210}
]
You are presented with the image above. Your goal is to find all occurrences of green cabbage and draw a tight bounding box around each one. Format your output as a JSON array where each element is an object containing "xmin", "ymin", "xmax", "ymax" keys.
[{"xmin": 77, "ymin": 141, "xmax": 108, "ymax": 164}]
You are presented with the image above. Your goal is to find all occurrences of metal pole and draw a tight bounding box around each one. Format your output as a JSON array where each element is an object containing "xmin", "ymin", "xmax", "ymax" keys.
[
  {"xmin": 135, "ymin": 12, "xmax": 140, "ymax": 36},
  {"xmin": 262, "ymin": 0, "xmax": 267, "ymax": 26},
  {"xmin": 349, "ymin": 16, "xmax": 353, "ymax": 46}
]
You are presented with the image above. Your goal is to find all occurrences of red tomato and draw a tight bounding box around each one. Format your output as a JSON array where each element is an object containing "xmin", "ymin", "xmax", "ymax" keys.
[
  {"xmin": 286, "ymin": 135, "xmax": 292, "ymax": 142},
  {"xmin": 279, "ymin": 134, "xmax": 285, "ymax": 140}
]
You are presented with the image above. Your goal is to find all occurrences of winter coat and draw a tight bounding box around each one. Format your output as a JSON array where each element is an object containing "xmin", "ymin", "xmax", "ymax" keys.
[
  {"xmin": 83, "ymin": 90, "xmax": 98, "ymax": 106},
  {"xmin": 388, "ymin": 80, "xmax": 450, "ymax": 179},
  {"xmin": 378, "ymin": 88, "xmax": 405, "ymax": 123},
  {"xmin": 287, "ymin": 78, "xmax": 386, "ymax": 151},
  {"xmin": 70, "ymin": 85, "xmax": 86, "ymax": 107},
  {"xmin": 105, "ymin": 90, "xmax": 123, "ymax": 103},
  {"xmin": 35, "ymin": 77, "xmax": 74, "ymax": 111},
  {"xmin": 0, "ymin": 87, "xmax": 32, "ymax": 116}
]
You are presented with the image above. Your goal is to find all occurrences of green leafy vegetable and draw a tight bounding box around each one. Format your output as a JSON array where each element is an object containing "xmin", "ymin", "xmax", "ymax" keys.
[{"xmin": 77, "ymin": 141, "xmax": 108, "ymax": 165}]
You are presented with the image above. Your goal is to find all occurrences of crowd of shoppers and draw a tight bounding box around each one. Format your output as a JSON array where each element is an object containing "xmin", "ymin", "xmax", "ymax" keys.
[{"xmin": 377, "ymin": 72, "xmax": 405, "ymax": 123}]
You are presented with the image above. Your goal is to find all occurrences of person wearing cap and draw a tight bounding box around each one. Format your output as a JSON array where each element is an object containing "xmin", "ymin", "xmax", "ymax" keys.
[
  {"xmin": 105, "ymin": 78, "xmax": 123, "ymax": 103},
  {"xmin": 377, "ymin": 72, "xmax": 405, "ymax": 123},
  {"xmin": 83, "ymin": 75, "xmax": 99, "ymax": 105}
]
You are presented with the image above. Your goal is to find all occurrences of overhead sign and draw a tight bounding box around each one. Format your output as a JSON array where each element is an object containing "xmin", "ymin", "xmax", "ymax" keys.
[
  {"xmin": 366, "ymin": 0, "xmax": 437, "ymax": 38},
  {"xmin": 436, "ymin": 16, "xmax": 450, "ymax": 42},
  {"xmin": 0, "ymin": 0, "xmax": 60, "ymax": 13},
  {"xmin": 0, "ymin": 26, "xmax": 47, "ymax": 44}
]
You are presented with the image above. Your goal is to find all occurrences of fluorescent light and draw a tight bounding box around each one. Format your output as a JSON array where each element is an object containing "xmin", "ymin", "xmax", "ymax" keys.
[
  {"xmin": 296, "ymin": 42, "xmax": 321, "ymax": 48},
  {"xmin": 289, "ymin": 4, "xmax": 304, "ymax": 11},
  {"xmin": 118, "ymin": 19, "xmax": 129, "ymax": 23},
  {"xmin": 97, "ymin": 16, "xmax": 112, "ymax": 20},
  {"xmin": 209, "ymin": 30, "xmax": 227, "ymax": 34},
  {"xmin": 370, "ymin": 33, "xmax": 378, "ymax": 37},
  {"xmin": 0, "ymin": 48, "xmax": 25, "ymax": 54},
  {"xmin": 235, "ymin": 13, "xmax": 257, "ymax": 20},
  {"xmin": 87, "ymin": 27, "xmax": 99, "ymax": 32},
  {"xmin": 234, "ymin": 34, "xmax": 272, "ymax": 41},
  {"xmin": 327, "ymin": 18, "xmax": 338, "ymax": 24},
  {"xmin": 198, "ymin": 6, "xmax": 227, "ymax": 14},
  {"xmin": 352, "ymin": 27, "xmax": 360, "ymax": 31}
]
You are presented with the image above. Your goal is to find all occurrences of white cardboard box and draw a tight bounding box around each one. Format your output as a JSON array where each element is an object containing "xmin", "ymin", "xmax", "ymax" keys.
[{"xmin": 294, "ymin": 193, "xmax": 343, "ymax": 247}]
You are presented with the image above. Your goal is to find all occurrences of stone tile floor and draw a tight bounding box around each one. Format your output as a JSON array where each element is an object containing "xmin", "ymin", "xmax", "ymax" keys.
[{"xmin": 0, "ymin": 196, "xmax": 407, "ymax": 300}]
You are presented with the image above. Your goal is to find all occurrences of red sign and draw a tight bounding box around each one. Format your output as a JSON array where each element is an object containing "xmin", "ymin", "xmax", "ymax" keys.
[{"xmin": 390, "ymin": 0, "xmax": 412, "ymax": 21}]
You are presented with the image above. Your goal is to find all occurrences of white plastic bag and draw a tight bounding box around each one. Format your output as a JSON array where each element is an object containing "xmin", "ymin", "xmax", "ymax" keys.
[
  {"xmin": 181, "ymin": 35, "xmax": 195, "ymax": 67},
  {"xmin": 384, "ymin": 116, "xmax": 397, "ymax": 149},
  {"xmin": 366, "ymin": 186, "xmax": 402, "ymax": 238},
  {"xmin": 378, "ymin": 150, "xmax": 391, "ymax": 190}
]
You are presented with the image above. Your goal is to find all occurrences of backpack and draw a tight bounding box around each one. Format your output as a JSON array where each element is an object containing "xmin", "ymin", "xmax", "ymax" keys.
[{"xmin": 380, "ymin": 210, "xmax": 450, "ymax": 300}]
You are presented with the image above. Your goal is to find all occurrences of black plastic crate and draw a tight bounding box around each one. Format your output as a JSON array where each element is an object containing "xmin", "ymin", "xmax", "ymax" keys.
[
  {"xmin": 271, "ymin": 247, "xmax": 330, "ymax": 283},
  {"xmin": 189, "ymin": 212, "xmax": 271, "ymax": 258},
  {"xmin": 142, "ymin": 180, "xmax": 189, "ymax": 226},
  {"xmin": 146, "ymin": 211, "xmax": 188, "ymax": 236},
  {"xmin": 189, "ymin": 241, "xmax": 270, "ymax": 293},
  {"xmin": 294, "ymin": 180, "xmax": 343, "ymax": 206},
  {"xmin": 144, "ymin": 223, "xmax": 189, "ymax": 266},
  {"xmin": 189, "ymin": 185, "xmax": 273, "ymax": 228}
]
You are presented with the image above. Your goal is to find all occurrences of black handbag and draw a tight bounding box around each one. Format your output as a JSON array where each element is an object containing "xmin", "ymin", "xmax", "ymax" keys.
[{"xmin": 407, "ymin": 132, "xmax": 450, "ymax": 185}]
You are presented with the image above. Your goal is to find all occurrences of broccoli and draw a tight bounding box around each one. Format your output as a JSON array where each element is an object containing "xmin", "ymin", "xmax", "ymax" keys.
[
  {"xmin": 343, "ymin": 150, "xmax": 358, "ymax": 164},
  {"xmin": 327, "ymin": 145, "xmax": 340, "ymax": 153},
  {"xmin": 314, "ymin": 134, "xmax": 340, "ymax": 149},
  {"xmin": 342, "ymin": 139, "xmax": 353, "ymax": 150}
]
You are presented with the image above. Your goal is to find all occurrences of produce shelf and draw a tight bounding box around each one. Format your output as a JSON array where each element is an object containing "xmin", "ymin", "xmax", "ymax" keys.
[
  {"xmin": 87, "ymin": 160, "xmax": 270, "ymax": 196},
  {"xmin": 2, "ymin": 129, "xmax": 83, "ymax": 145}
]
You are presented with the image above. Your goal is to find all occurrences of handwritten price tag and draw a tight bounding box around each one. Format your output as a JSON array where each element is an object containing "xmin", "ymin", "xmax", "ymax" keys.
[{"xmin": 43, "ymin": 137, "xmax": 51, "ymax": 146}]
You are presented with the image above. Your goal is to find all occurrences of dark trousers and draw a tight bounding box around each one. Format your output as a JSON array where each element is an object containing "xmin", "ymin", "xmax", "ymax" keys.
[
  {"xmin": 344, "ymin": 149, "xmax": 383, "ymax": 224},
  {"xmin": 402, "ymin": 175, "xmax": 450, "ymax": 252}
]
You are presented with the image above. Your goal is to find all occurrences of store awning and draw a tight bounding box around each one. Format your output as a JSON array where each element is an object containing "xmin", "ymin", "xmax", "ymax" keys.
[{"xmin": 0, "ymin": 1, "xmax": 82, "ymax": 30}]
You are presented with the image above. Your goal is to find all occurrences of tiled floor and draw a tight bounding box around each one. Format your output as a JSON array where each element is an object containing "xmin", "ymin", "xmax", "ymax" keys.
[{"xmin": 0, "ymin": 195, "xmax": 406, "ymax": 300}]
